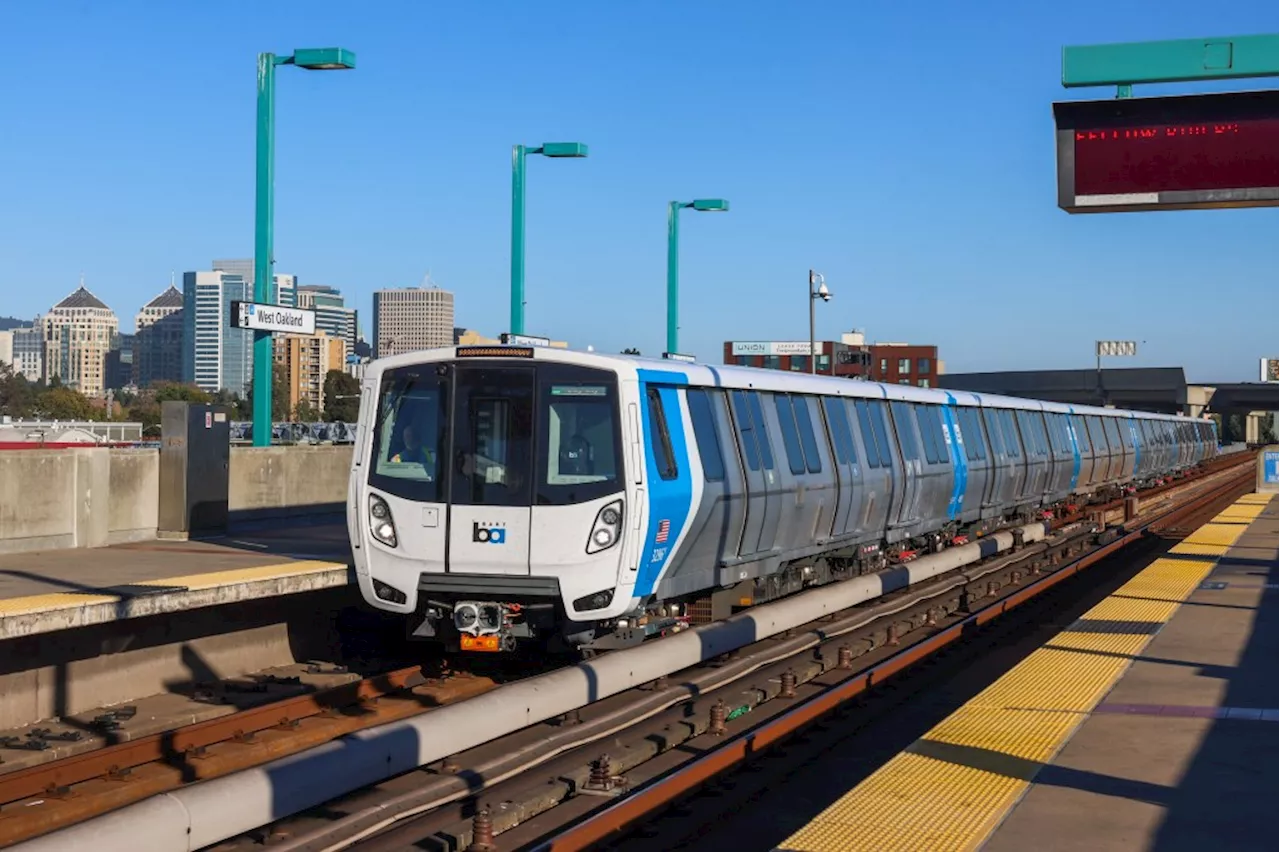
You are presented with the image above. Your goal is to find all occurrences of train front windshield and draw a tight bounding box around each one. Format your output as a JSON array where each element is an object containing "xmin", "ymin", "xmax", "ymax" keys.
[{"xmin": 368, "ymin": 361, "xmax": 625, "ymax": 507}]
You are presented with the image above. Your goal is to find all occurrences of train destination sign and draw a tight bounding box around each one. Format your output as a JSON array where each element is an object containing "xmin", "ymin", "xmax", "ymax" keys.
[
  {"xmin": 230, "ymin": 301, "xmax": 316, "ymax": 335},
  {"xmin": 1053, "ymin": 89, "xmax": 1278, "ymax": 213}
]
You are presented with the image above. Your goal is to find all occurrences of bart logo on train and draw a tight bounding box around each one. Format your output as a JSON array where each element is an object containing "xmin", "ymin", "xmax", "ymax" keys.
[{"xmin": 472, "ymin": 522, "xmax": 507, "ymax": 544}]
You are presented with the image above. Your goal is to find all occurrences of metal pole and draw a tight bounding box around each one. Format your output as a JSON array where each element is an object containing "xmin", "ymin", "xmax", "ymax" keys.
[
  {"xmin": 252, "ymin": 53, "xmax": 277, "ymax": 448},
  {"xmin": 510, "ymin": 144, "xmax": 527, "ymax": 335},
  {"xmin": 808, "ymin": 270, "xmax": 816, "ymax": 374},
  {"xmin": 666, "ymin": 201, "xmax": 681, "ymax": 355}
]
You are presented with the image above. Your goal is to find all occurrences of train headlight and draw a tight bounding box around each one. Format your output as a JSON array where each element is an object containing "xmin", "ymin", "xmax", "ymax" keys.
[
  {"xmin": 369, "ymin": 494, "xmax": 398, "ymax": 548},
  {"xmin": 586, "ymin": 499, "xmax": 624, "ymax": 554}
]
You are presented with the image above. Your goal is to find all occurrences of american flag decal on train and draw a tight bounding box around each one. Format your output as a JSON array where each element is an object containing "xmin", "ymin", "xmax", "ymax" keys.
[{"xmin": 655, "ymin": 519, "xmax": 670, "ymax": 543}]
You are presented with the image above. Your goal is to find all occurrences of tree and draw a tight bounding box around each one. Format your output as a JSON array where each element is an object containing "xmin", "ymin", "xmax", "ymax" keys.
[
  {"xmin": 39, "ymin": 387, "xmax": 100, "ymax": 421},
  {"xmin": 621, "ymin": 348, "xmax": 641, "ymax": 356},
  {"xmin": 0, "ymin": 363, "xmax": 36, "ymax": 417},
  {"xmin": 294, "ymin": 400, "xmax": 321, "ymax": 422},
  {"xmin": 323, "ymin": 370, "xmax": 361, "ymax": 422},
  {"xmin": 154, "ymin": 382, "xmax": 211, "ymax": 404},
  {"xmin": 243, "ymin": 364, "xmax": 291, "ymax": 421}
]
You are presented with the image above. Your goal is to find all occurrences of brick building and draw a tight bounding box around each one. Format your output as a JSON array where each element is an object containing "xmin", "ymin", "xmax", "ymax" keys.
[{"xmin": 723, "ymin": 331, "xmax": 941, "ymax": 388}]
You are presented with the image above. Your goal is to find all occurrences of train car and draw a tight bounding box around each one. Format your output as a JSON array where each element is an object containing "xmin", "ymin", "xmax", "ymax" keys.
[{"xmin": 347, "ymin": 345, "xmax": 1213, "ymax": 654}]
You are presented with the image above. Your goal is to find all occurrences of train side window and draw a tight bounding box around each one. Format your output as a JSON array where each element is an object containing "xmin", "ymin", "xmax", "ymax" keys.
[
  {"xmin": 853, "ymin": 400, "xmax": 883, "ymax": 468},
  {"xmin": 793, "ymin": 396, "xmax": 824, "ymax": 474},
  {"xmin": 773, "ymin": 394, "xmax": 807, "ymax": 476},
  {"xmin": 911, "ymin": 405, "xmax": 938, "ymax": 464},
  {"xmin": 731, "ymin": 390, "xmax": 761, "ymax": 472},
  {"xmin": 822, "ymin": 397, "xmax": 856, "ymax": 466},
  {"xmin": 868, "ymin": 401, "xmax": 894, "ymax": 469},
  {"xmin": 646, "ymin": 387, "xmax": 678, "ymax": 481},
  {"xmin": 1001, "ymin": 410, "xmax": 1022, "ymax": 458},
  {"xmin": 686, "ymin": 389, "xmax": 725, "ymax": 482},
  {"xmin": 891, "ymin": 402, "xmax": 921, "ymax": 463},
  {"xmin": 981, "ymin": 409, "xmax": 1004, "ymax": 456},
  {"xmin": 1072, "ymin": 415, "xmax": 1089, "ymax": 452},
  {"xmin": 961, "ymin": 408, "xmax": 985, "ymax": 461},
  {"xmin": 927, "ymin": 406, "xmax": 950, "ymax": 463},
  {"xmin": 746, "ymin": 392, "xmax": 776, "ymax": 471}
]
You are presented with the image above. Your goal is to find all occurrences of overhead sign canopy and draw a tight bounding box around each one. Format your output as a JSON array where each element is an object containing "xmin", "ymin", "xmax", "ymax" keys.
[
  {"xmin": 731, "ymin": 341, "xmax": 815, "ymax": 356},
  {"xmin": 1054, "ymin": 89, "xmax": 1278, "ymax": 213},
  {"xmin": 231, "ymin": 301, "xmax": 316, "ymax": 335}
]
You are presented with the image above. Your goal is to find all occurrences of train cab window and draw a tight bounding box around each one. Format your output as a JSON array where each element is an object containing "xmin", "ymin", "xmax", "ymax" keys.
[
  {"xmin": 912, "ymin": 405, "xmax": 939, "ymax": 464},
  {"xmin": 731, "ymin": 391, "xmax": 762, "ymax": 472},
  {"xmin": 537, "ymin": 367, "xmax": 624, "ymax": 505},
  {"xmin": 793, "ymin": 396, "xmax": 824, "ymax": 473},
  {"xmin": 853, "ymin": 400, "xmax": 884, "ymax": 468},
  {"xmin": 891, "ymin": 402, "xmax": 921, "ymax": 462},
  {"xmin": 822, "ymin": 397, "xmax": 857, "ymax": 466},
  {"xmin": 686, "ymin": 389, "xmax": 725, "ymax": 483},
  {"xmin": 645, "ymin": 387, "xmax": 679, "ymax": 481},
  {"xmin": 773, "ymin": 394, "xmax": 808, "ymax": 476},
  {"xmin": 369, "ymin": 366, "xmax": 448, "ymax": 502},
  {"xmin": 450, "ymin": 368, "xmax": 535, "ymax": 507}
]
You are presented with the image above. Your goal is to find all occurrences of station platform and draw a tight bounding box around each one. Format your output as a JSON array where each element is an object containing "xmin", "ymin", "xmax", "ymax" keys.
[
  {"xmin": 776, "ymin": 491, "xmax": 1277, "ymax": 852},
  {"xmin": 0, "ymin": 524, "xmax": 352, "ymax": 640}
]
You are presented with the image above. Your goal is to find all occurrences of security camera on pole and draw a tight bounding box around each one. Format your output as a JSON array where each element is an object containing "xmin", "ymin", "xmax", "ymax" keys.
[{"xmin": 808, "ymin": 270, "xmax": 832, "ymax": 374}]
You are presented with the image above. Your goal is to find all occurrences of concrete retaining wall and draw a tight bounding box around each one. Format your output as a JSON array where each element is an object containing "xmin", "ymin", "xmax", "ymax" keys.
[
  {"xmin": 228, "ymin": 445, "xmax": 353, "ymax": 527},
  {"xmin": 0, "ymin": 448, "xmax": 159, "ymax": 554},
  {"xmin": 0, "ymin": 445, "xmax": 352, "ymax": 554}
]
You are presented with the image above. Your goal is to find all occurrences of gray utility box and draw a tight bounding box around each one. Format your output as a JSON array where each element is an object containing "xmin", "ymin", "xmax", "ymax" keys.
[{"xmin": 159, "ymin": 401, "xmax": 232, "ymax": 538}]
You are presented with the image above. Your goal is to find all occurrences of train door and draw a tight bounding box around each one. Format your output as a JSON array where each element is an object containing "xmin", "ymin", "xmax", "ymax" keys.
[
  {"xmin": 446, "ymin": 365, "xmax": 534, "ymax": 576},
  {"xmin": 888, "ymin": 402, "xmax": 923, "ymax": 530},
  {"xmin": 822, "ymin": 396, "xmax": 863, "ymax": 538},
  {"xmin": 867, "ymin": 400, "xmax": 908, "ymax": 537},
  {"xmin": 851, "ymin": 399, "xmax": 893, "ymax": 540},
  {"xmin": 730, "ymin": 390, "xmax": 780, "ymax": 556}
]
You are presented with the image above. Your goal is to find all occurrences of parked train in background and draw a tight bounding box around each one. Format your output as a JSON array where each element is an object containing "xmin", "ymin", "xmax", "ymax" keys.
[{"xmin": 347, "ymin": 346, "xmax": 1217, "ymax": 653}]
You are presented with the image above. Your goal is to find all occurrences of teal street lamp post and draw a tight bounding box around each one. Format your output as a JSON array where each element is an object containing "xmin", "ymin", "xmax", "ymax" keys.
[
  {"xmin": 510, "ymin": 142, "xmax": 589, "ymax": 336},
  {"xmin": 666, "ymin": 199, "xmax": 729, "ymax": 355},
  {"xmin": 252, "ymin": 47, "xmax": 355, "ymax": 448}
]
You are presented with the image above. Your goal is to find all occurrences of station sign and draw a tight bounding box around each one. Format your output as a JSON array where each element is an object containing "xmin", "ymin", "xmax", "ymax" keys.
[
  {"xmin": 1261, "ymin": 358, "xmax": 1279, "ymax": 383},
  {"xmin": 230, "ymin": 301, "xmax": 316, "ymax": 335},
  {"xmin": 662, "ymin": 352, "xmax": 697, "ymax": 363},
  {"xmin": 500, "ymin": 332, "xmax": 551, "ymax": 348},
  {"xmin": 730, "ymin": 341, "xmax": 815, "ymax": 356},
  {"xmin": 1053, "ymin": 89, "xmax": 1278, "ymax": 213}
]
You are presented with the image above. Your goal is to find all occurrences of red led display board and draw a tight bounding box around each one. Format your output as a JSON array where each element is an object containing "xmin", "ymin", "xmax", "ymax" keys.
[{"xmin": 1054, "ymin": 89, "xmax": 1278, "ymax": 213}]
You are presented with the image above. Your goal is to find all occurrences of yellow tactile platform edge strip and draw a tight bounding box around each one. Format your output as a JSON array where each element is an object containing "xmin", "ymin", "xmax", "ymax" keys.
[
  {"xmin": 0, "ymin": 560, "xmax": 350, "ymax": 619},
  {"xmin": 776, "ymin": 494, "xmax": 1273, "ymax": 852}
]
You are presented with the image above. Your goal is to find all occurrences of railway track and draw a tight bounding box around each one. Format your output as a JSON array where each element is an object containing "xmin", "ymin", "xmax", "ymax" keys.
[
  {"xmin": 200, "ymin": 459, "xmax": 1254, "ymax": 852},
  {"xmin": 0, "ymin": 454, "xmax": 1254, "ymax": 849}
]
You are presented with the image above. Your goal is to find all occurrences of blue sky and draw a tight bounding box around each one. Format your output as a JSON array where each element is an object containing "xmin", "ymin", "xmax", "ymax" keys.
[{"xmin": 0, "ymin": 1, "xmax": 1275, "ymax": 381}]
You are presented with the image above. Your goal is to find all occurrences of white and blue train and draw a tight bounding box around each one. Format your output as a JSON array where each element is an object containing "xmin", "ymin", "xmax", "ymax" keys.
[{"xmin": 347, "ymin": 345, "xmax": 1218, "ymax": 652}]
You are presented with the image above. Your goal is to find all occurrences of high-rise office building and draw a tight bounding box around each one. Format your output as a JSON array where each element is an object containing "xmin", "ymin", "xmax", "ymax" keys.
[
  {"xmin": 105, "ymin": 332, "xmax": 137, "ymax": 391},
  {"xmin": 372, "ymin": 286, "xmax": 454, "ymax": 358},
  {"xmin": 297, "ymin": 285, "xmax": 357, "ymax": 350},
  {"xmin": 183, "ymin": 268, "xmax": 297, "ymax": 397},
  {"xmin": 41, "ymin": 285, "xmax": 120, "ymax": 397},
  {"xmin": 211, "ymin": 259, "xmax": 296, "ymax": 306},
  {"xmin": 11, "ymin": 326, "xmax": 42, "ymax": 382},
  {"xmin": 135, "ymin": 285, "xmax": 184, "ymax": 388},
  {"xmin": 274, "ymin": 331, "xmax": 348, "ymax": 417}
]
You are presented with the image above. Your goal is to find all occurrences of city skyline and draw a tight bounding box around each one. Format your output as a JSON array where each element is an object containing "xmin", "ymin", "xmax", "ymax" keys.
[{"xmin": 0, "ymin": 3, "xmax": 1275, "ymax": 382}]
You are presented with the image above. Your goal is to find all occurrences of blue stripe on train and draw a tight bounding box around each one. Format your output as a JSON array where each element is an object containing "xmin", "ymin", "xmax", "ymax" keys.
[
  {"xmin": 942, "ymin": 393, "xmax": 968, "ymax": 522},
  {"xmin": 634, "ymin": 369, "xmax": 693, "ymax": 599}
]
